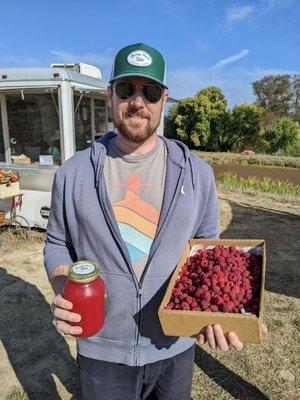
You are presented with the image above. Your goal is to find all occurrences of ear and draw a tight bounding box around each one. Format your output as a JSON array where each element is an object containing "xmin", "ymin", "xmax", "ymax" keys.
[{"xmin": 162, "ymin": 90, "xmax": 169, "ymax": 107}]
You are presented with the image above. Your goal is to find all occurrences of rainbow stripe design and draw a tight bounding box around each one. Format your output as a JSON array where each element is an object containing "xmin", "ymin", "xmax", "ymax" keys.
[{"xmin": 112, "ymin": 173, "xmax": 159, "ymax": 261}]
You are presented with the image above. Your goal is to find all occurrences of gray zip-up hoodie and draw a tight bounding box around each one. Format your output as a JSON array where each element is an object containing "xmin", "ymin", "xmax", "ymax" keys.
[{"xmin": 44, "ymin": 131, "xmax": 219, "ymax": 367}]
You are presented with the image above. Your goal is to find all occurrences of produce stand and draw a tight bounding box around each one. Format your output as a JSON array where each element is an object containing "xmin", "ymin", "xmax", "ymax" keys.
[
  {"xmin": 0, "ymin": 193, "xmax": 30, "ymax": 239},
  {"xmin": 0, "ymin": 170, "xmax": 30, "ymax": 239}
]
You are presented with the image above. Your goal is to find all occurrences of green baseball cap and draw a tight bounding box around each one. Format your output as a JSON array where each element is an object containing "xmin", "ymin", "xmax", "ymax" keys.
[{"xmin": 110, "ymin": 43, "xmax": 168, "ymax": 89}]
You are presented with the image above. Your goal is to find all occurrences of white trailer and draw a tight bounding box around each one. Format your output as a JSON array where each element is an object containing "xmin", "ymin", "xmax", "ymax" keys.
[{"xmin": 0, "ymin": 64, "xmax": 109, "ymax": 229}]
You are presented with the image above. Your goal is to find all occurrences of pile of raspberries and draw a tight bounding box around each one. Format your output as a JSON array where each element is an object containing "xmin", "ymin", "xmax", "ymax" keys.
[{"xmin": 165, "ymin": 245, "xmax": 261, "ymax": 315}]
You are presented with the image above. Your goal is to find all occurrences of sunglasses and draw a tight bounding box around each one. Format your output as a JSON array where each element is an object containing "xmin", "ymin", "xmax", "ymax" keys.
[{"xmin": 114, "ymin": 81, "xmax": 164, "ymax": 103}]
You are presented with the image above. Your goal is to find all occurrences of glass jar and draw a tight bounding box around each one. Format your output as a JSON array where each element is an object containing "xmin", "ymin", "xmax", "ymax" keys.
[{"xmin": 62, "ymin": 260, "xmax": 105, "ymax": 338}]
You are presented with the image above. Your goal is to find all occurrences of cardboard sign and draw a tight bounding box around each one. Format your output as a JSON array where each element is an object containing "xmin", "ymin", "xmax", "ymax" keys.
[{"xmin": 39, "ymin": 155, "xmax": 53, "ymax": 166}]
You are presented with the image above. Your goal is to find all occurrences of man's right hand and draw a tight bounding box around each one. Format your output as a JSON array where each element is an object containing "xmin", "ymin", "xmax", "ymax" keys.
[
  {"xmin": 49, "ymin": 265, "xmax": 83, "ymax": 336},
  {"xmin": 51, "ymin": 294, "xmax": 83, "ymax": 336}
]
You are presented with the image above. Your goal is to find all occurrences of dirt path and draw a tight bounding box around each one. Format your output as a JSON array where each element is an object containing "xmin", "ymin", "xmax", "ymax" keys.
[{"xmin": 0, "ymin": 189, "xmax": 299, "ymax": 399}]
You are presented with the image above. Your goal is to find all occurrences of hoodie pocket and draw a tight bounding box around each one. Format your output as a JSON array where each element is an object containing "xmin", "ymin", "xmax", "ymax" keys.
[
  {"xmin": 94, "ymin": 272, "xmax": 137, "ymax": 345},
  {"xmin": 137, "ymin": 275, "xmax": 179, "ymax": 349}
]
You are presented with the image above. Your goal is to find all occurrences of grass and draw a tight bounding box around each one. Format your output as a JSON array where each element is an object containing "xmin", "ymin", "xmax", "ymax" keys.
[
  {"xmin": 217, "ymin": 172, "xmax": 300, "ymax": 196},
  {"xmin": 5, "ymin": 389, "xmax": 29, "ymax": 400},
  {"xmin": 193, "ymin": 151, "xmax": 300, "ymax": 169}
]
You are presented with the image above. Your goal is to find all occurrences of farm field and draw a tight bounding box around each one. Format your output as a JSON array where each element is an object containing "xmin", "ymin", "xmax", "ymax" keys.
[
  {"xmin": 0, "ymin": 188, "xmax": 299, "ymax": 400},
  {"xmin": 212, "ymin": 164, "xmax": 300, "ymax": 185}
]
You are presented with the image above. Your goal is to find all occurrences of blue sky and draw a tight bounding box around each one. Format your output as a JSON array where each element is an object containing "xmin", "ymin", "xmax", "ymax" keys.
[{"xmin": 0, "ymin": 0, "xmax": 299, "ymax": 107}]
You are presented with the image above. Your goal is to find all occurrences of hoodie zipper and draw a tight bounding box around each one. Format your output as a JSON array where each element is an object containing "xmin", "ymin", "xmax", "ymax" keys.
[
  {"xmin": 134, "ymin": 285, "xmax": 142, "ymax": 365},
  {"xmin": 133, "ymin": 166, "xmax": 185, "ymax": 365},
  {"xmin": 96, "ymin": 162, "xmax": 143, "ymax": 365}
]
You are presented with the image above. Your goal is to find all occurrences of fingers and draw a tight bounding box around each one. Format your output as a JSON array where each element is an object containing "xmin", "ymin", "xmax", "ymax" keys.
[
  {"xmin": 227, "ymin": 332, "xmax": 244, "ymax": 351},
  {"xmin": 197, "ymin": 333, "xmax": 205, "ymax": 345},
  {"xmin": 261, "ymin": 322, "xmax": 268, "ymax": 335},
  {"xmin": 53, "ymin": 294, "xmax": 73, "ymax": 310},
  {"xmin": 197, "ymin": 325, "xmax": 243, "ymax": 351},
  {"xmin": 51, "ymin": 294, "xmax": 82, "ymax": 336},
  {"xmin": 206, "ymin": 325, "xmax": 216, "ymax": 349},
  {"xmin": 56, "ymin": 320, "xmax": 83, "ymax": 336},
  {"xmin": 213, "ymin": 324, "xmax": 229, "ymax": 351},
  {"xmin": 53, "ymin": 306, "xmax": 81, "ymax": 323}
]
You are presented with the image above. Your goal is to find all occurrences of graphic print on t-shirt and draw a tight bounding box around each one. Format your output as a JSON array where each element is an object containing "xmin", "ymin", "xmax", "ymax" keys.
[{"xmin": 112, "ymin": 173, "xmax": 159, "ymax": 261}]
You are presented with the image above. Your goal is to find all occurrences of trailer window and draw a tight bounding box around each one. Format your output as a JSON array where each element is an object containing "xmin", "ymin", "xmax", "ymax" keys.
[
  {"xmin": 6, "ymin": 93, "xmax": 60, "ymax": 165},
  {"xmin": 75, "ymin": 95, "xmax": 91, "ymax": 151},
  {"xmin": 0, "ymin": 103, "xmax": 4, "ymax": 162}
]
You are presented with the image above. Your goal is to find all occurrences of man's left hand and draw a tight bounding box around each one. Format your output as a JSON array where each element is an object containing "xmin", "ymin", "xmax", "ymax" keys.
[{"xmin": 197, "ymin": 323, "xmax": 268, "ymax": 351}]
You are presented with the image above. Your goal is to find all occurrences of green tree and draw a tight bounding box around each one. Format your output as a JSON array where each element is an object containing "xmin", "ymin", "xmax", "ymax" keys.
[
  {"xmin": 252, "ymin": 74, "xmax": 294, "ymax": 117},
  {"xmin": 293, "ymin": 74, "xmax": 300, "ymax": 123},
  {"xmin": 265, "ymin": 117, "xmax": 299, "ymax": 154},
  {"xmin": 165, "ymin": 86, "xmax": 228, "ymax": 150},
  {"xmin": 231, "ymin": 104, "xmax": 266, "ymax": 152}
]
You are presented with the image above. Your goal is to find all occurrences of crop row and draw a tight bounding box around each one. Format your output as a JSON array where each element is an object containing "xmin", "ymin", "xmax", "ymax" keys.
[
  {"xmin": 216, "ymin": 172, "xmax": 300, "ymax": 196},
  {"xmin": 194, "ymin": 151, "xmax": 300, "ymax": 169}
]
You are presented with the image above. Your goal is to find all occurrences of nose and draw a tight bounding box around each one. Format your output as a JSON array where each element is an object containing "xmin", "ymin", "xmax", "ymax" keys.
[{"xmin": 129, "ymin": 87, "xmax": 146, "ymax": 108}]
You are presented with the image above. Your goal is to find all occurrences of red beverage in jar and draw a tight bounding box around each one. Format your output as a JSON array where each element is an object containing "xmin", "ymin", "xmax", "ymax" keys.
[{"xmin": 62, "ymin": 260, "xmax": 105, "ymax": 338}]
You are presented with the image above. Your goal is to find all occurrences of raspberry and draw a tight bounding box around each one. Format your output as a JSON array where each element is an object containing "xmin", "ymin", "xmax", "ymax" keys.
[
  {"xmin": 179, "ymin": 293, "xmax": 188, "ymax": 301},
  {"xmin": 229, "ymin": 292, "xmax": 237, "ymax": 300},
  {"xmin": 191, "ymin": 300, "xmax": 198, "ymax": 309},
  {"xmin": 165, "ymin": 302, "xmax": 174, "ymax": 309},
  {"xmin": 232, "ymin": 285, "xmax": 240, "ymax": 294},
  {"xmin": 185, "ymin": 296, "xmax": 193, "ymax": 305},
  {"xmin": 200, "ymin": 300, "xmax": 210, "ymax": 309},
  {"xmin": 223, "ymin": 284, "xmax": 231, "ymax": 294},
  {"xmin": 189, "ymin": 286, "xmax": 196, "ymax": 294},
  {"xmin": 203, "ymin": 292, "xmax": 211, "ymax": 302},
  {"xmin": 213, "ymin": 247, "xmax": 222, "ymax": 258},
  {"xmin": 210, "ymin": 305, "xmax": 219, "ymax": 312},
  {"xmin": 221, "ymin": 303, "xmax": 229, "ymax": 312},
  {"xmin": 195, "ymin": 288, "xmax": 203, "ymax": 298},
  {"xmin": 172, "ymin": 288, "xmax": 182, "ymax": 296},
  {"xmin": 211, "ymin": 277, "xmax": 218, "ymax": 286},
  {"xmin": 223, "ymin": 293, "xmax": 230, "ymax": 302},
  {"xmin": 214, "ymin": 295, "xmax": 224, "ymax": 305},
  {"xmin": 200, "ymin": 260, "xmax": 208, "ymax": 267},
  {"xmin": 181, "ymin": 302, "xmax": 190, "ymax": 310},
  {"xmin": 212, "ymin": 284, "xmax": 221, "ymax": 294},
  {"xmin": 227, "ymin": 301, "xmax": 235, "ymax": 311},
  {"xmin": 217, "ymin": 256, "xmax": 226, "ymax": 267},
  {"xmin": 245, "ymin": 291, "xmax": 253, "ymax": 301},
  {"xmin": 216, "ymin": 270, "xmax": 224, "ymax": 279}
]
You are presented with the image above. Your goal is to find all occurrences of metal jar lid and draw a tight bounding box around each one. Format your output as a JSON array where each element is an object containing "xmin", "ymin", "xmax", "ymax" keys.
[{"xmin": 68, "ymin": 260, "xmax": 100, "ymax": 283}]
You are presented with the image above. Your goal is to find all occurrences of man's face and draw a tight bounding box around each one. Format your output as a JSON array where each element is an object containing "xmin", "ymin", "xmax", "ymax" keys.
[{"xmin": 108, "ymin": 77, "xmax": 168, "ymax": 143}]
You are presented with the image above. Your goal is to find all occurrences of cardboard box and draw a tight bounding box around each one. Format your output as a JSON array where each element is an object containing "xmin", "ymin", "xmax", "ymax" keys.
[
  {"xmin": 11, "ymin": 155, "xmax": 31, "ymax": 164},
  {"xmin": 158, "ymin": 239, "xmax": 266, "ymax": 344},
  {"xmin": 0, "ymin": 181, "xmax": 20, "ymax": 198}
]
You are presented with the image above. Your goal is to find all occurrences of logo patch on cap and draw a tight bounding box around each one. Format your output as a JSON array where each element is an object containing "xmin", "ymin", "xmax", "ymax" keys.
[{"xmin": 127, "ymin": 50, "xmax": 152, "ymax": 67}]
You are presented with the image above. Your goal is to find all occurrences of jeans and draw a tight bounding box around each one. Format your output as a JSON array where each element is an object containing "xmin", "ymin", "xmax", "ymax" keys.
[{"xmin": 77, "ymin": 344, "xmax": 195, "ymax": 400}]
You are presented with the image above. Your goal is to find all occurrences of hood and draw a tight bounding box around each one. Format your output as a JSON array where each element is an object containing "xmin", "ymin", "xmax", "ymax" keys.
[{"xmin": 90, "ymin": 132, "xmax": 196, "ymax": 189}]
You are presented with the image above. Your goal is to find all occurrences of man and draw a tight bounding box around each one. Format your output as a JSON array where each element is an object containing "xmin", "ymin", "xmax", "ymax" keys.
[
  {"xmin": 44, "ymin": 43, "xmax": 262, "ymax": 400},
  {"xmin": 46, "ymin": 130, "xmax": 61, "ymax": 164}
]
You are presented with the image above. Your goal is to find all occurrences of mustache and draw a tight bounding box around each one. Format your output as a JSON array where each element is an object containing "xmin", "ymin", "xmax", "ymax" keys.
[{"xmin": 125, "ymin": 108, "xmax": 150, "ymax": 119}]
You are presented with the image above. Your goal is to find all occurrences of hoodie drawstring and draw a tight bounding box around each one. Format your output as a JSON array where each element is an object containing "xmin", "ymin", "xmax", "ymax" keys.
[{"xmin": 189, "ymin": 157, "xmax": 196, "ymax": 190}]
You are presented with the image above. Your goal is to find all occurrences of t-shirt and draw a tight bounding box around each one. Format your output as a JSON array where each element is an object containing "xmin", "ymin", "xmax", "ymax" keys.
[{"xmin": 103, "ymin": 136, "xmax": 167, "ymax": 281}]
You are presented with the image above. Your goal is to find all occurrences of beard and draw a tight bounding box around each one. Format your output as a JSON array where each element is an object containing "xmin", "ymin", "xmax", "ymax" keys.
[{"xmin": 114, "ymin": 107, "xmax": 161, "ymax": 143}]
